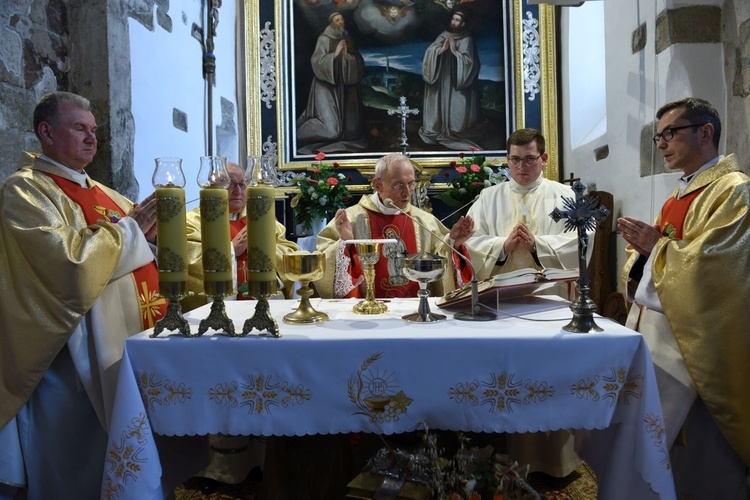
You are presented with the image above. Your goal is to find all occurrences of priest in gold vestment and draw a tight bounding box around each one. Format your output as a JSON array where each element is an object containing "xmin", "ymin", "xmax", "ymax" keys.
[
  {"xmin": 0, "ymin": 92, "xmax": 163, "ymax": 499},
  {"xmin": 619, "ymin": 98, "xmax": 750, "ymax": 498}
]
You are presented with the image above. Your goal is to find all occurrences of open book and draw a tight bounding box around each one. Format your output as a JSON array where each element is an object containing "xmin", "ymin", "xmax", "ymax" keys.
[{"xmin": 436, "ymin": 268, "xmax": 579, "ymax": 310}]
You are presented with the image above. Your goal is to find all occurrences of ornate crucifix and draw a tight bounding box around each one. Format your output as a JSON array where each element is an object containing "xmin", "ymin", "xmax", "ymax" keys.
[
  {"xmin": 549, "ymin": 181, "xmax": 610, "ymax": 333},
  {"xmin": 387, "ymin": 96, "xmax": 419, "ymax": 155}
]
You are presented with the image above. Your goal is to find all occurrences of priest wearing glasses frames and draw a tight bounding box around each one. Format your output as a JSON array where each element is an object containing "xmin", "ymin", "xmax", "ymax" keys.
[{"xmin": 466, "ymin": 128, "xmax": 589, "ymax": 284}]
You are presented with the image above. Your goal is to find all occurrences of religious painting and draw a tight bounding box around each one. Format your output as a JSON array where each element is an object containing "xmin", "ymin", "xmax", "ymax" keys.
[{"xmin": 244, "ymin": 0, "xmax": 559, "ymax": 181}]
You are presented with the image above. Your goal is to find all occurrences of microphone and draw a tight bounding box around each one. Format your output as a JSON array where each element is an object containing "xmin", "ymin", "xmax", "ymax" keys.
[
  {"xmin": 439, "ymin": 194, "xmax": 480, "ymax": 223},
  {"xmin": 384, "ymin": 199, "xmax": 496, "ymax": 321}
]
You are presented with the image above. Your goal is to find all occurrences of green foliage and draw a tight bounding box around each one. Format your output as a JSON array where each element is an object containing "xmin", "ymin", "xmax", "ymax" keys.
[
  {"xmin": 438, "ymin": 151, "xmax": 506, "ymax": 209},
  {"xmin": 291, "ymin": 152, "xmax": 352, "ymax": 231}
]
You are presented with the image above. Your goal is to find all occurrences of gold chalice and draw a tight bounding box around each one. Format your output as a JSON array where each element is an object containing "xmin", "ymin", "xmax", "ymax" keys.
[
  {"xmin": 348, "ymin": 239, "xmax": 396, "ymax": 315},
  {"xmin": 283, "ymin": 252, "xmax": 328, "ymax": 324},
  {"xmin": 401, "ymin": 251, "xmax": 447, "ymax": 323}
]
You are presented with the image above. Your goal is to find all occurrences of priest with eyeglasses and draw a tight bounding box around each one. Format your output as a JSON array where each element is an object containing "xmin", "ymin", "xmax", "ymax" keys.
[{"xmin": 315, "ymin": 152, "xmax": 474, "ymax": 299}]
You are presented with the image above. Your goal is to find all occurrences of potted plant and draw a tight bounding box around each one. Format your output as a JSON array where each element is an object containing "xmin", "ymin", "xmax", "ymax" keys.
[{"xmin": 290, "ymin": 152, "xmax": 352, "ymax": 234}]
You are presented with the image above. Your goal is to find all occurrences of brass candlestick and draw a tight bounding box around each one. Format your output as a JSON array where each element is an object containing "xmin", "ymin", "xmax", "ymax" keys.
[
  {"xmin": 242, "ymin": 280, "xmax": 280, "ymax": 336},
  {"xmin": 401, "ymin": 251, "xmax": 447, "ymax": 323},
  {"xmin": 349, "ymin": 239, "xmax": 396, "ymax": 315},
  {"xmin": 152, "ymin": 281, "xmax": 192, "ymax": 337},
  {"xmin": 283, "ymin": 252, "xmax": 328, "ymax": 324},
  {"xmin": 198, "ymin": 280, "xmax": 236, "ymax": 336}
]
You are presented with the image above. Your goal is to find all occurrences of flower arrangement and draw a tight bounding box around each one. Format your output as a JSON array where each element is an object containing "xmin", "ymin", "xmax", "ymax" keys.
[
  {"xmin": 290, "ymin": 152, "xmax": 352, "ymax": 231},
  {"xmin": 439, "ymin": 148, "xmax": 506, "ymax": 209}
]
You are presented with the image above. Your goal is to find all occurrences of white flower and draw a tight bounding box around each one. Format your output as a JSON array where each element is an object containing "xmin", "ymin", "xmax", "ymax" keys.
[
  {"xmin": 319, "ymin": 196, "xmax": 328, "ymax": 206},
  {"xmin": 338, "ymin": 173, "xmax": 345, "ymax": 180},
  {"xmin": 311, "ymin": 192, "xmax": 319, "ymax": 200},
  {"xmin": 307, "ymin": 186, "xmax": 315, "ymax": 195}
]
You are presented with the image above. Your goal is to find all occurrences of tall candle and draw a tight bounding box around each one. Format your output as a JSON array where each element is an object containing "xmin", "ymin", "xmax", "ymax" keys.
[
  {"xmin": 155, "ymin": 186, "xmax": 188, "ymax": 283},
  {"xmin": 246, "ymin": 185, "xmax": 276, "ymax": 282},
  {"xmin": 199, "ymin": 187, "xmax": 233, "ymax": 284}
]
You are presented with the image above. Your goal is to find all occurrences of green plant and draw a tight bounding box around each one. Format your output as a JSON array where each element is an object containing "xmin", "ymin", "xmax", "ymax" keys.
[
  {"xmin": 439, "ymin": 149, "xmax": 506, "ymax": 209},
  {"xmin": 290, "ymin": 152, "xmax": 352, "ymax": 231}
]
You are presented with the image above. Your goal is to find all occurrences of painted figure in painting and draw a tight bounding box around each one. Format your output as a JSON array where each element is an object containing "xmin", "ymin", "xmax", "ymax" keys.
[
  {"xmin": 297, "ymin": 12, "xmax": 367, "ymax": 155},
  {"xmin": 419, "ymin": 10, "xmax": 487, "ymax": 150}
]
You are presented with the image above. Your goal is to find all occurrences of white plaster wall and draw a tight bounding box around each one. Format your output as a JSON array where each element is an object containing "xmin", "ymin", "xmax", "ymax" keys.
[
  {"xmin": 129, "ymin": 1, "xmax": 238, "ymax": 206},
  {"xmin": 560, "ymin": 0, "xmax": 725, "ymax": 292}
]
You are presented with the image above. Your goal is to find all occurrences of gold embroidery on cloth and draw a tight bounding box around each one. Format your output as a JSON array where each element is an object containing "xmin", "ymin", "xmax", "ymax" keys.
[
  {"xmin": 136, "ymin": 372, "xmax": 193, "ymax": 412},
  {"xmin": 644, "ymin": 413, "xmax": 671, "ymax": 469},
  {"xmin": 209, "ymin": 375, "xmax": 312, "ymax": 415},
  {"xmin": 102, "ymin": 412, "xmax": 151, "ymax": 499},
  {"xmin": 570, "ymin": 367, "xmax": 642, "ymax": 407},
  {"xmin": 138, "ymin": 281, "xmax": 166, "ymax": 328},
  {"xmin": 348, "ymin": 352, "xmax": 413, "ymax": 423},
  {"xmin": 448, "ymin": 372, "xmax": 554, "ymax": 413}
]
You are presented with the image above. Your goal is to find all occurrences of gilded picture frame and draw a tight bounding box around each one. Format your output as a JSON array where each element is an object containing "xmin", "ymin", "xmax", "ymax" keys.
[{"xmin": 244, "ymin": 0, "xmax": 559, "ymax": 186}]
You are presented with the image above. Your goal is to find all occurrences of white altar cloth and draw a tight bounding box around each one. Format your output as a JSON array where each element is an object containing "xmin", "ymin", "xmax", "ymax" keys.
[{"xmin": 101, "ymin": 296, "xmax": 675, "ymax": 499}]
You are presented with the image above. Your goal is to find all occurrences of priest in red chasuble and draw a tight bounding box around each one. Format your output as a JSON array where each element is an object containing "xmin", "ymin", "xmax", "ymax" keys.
[
  {"xmin": 0, "ymin": 92, "xmax": 164, "ymax": 499},
  {"xmin": 316, "ymin": 152, "xmax": 474, "ymax": 298}
]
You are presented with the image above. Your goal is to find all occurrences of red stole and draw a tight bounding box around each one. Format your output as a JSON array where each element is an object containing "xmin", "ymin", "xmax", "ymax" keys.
[
  {"xmin": 659, "ymin": 186, "xmax": 708, "ymax": 238},
  {"xmin": 230, "ymin": 217, "xmax": 251, "ymax": 300},
  {"xmin": 46, "ymin": 173, "xmax": 166, "ymax": 330},
  {"xmin": 345, "ymin": 212, "xmax": 419, "ymax": 298}
]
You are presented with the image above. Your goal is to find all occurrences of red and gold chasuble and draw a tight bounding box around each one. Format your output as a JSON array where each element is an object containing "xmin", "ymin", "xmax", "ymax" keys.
[
  {"xmin": 230, "ymin": 217, "xmax": 252, "ymax": 300},
  {"xmin": 46, "ymin": 174, "xmax": 166, "ymax": 329},
  {"xmin": 345, "ymin": 212, "xmax": 420, "ymax": 298},
  {"xmin": 659, "ymin": 186, "xmax": 708, "ymax": 239}
]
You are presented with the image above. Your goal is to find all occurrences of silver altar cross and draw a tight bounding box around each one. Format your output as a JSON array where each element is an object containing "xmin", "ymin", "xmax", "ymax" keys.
[
  {"xmin": 387, "ymin": 96, "xmax": 419, "ymax": 155},
  {"xmin": 549, "ymin": 181, "xmax": 610, "ymax": 333}
]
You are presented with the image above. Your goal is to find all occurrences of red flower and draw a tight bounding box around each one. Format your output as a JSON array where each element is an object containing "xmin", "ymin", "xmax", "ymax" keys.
[
  {"xmin": 326, "ymin": 177, "xmax": 339, "ymax": 186},
  {"xmin": 347, "ymin": 176, "xmax": 353, "ymax": 181},
  {"xmin": 449, "ymin": 160, "xmax": 456, "ymax": 167},
  {"xmin": 444, "ymin": 171, "xmax": 451, "ymax": 177},
  {"xmin": 333, "ymin": 162, "xmax": 340, "ymax": 168},
  {"xmin": 469, "ymin": 145, "xmax": 480, "ymax": 152},
  {"xmin": 455, "ymin": 165, "xmax": 467, "ymax": 174},
  {"xmin": 472, "ymin": 181, "xmax": 484, "ymax": 186},
  {"xmin": 343, "ymin": 196, "xmax": 350, "ymax": 202},
  {"xmin": 458, "ymin": 152, "xmax": 465, "ymax": 158},
  {"xmin": 314, "ymin": 152, "xmax": 326, "ymax": 161},
  {"xmin": 470, "ymin": 163, "xmax": 481, "ymax": 172},
  {"xmin": 310, "ymin": 167, "xmax": 321, "ymax": 174},
  {"xmin": 308, "ymin": 178, "xmax": 318, "ymax": 184}
]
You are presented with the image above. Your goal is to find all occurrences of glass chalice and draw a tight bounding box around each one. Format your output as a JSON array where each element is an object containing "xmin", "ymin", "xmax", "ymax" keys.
[
  {"xmin": 348, "ymin": 239, "xmax": 396, "ymax": 315},
  {"xmin": 401, "ymin": 251, "xmax": 447, "ymax": 323},
  {"xmin": 283, "ymin": 252, "xmax": 328, "ymax": 324}
]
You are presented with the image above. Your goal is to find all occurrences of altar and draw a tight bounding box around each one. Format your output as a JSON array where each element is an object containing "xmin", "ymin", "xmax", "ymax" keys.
[{"xmin": 101, "ymin": 296, "xmax": 676, "ymax": 499}]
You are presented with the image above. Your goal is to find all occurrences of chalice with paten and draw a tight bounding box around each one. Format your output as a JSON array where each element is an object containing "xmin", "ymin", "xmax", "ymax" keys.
[
  {"xmin": 348, "ymin": 239, "xmax": 397, "ymax": 315},
  {"xmin": 401, "ymin": 251, "xmax": 447, "ymax": 323},
  {"xmin": 283, "ymin": 251, "xmax": 328, "ymax": 324}
]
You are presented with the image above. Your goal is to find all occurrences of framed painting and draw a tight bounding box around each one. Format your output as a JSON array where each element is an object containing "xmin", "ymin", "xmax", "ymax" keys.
[{"xmin": 244, "ymin": 0, "xmax": 559, "ymax": 185}]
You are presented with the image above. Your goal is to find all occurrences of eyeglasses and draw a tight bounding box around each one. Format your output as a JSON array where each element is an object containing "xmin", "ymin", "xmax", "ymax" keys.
[
  {"xmin": 382, "ymin": 180, "xmax": 416, "ymax": 191},
  {"xmin": 652, "ymin": 123, "xmax": 706, "ymax": 144},
  {"xmin": 228, "ymin": 181, "xmax": 247, "ymax": 190},
  {"xmin": 507, "ymin": 155, "xmax": 542, "ymax": 166}
]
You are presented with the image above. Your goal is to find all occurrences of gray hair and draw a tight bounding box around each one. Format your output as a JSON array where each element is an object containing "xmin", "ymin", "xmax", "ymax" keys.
[
  {"xmin": 33, "ymin": 92, "xmax": 92, "ymax": 140},
  {"xmin": 374, "ymin": 153, "xmax": 413, "ymax": 179}
]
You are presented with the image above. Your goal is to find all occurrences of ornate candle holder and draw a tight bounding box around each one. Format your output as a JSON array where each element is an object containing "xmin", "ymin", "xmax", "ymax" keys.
[
  {"xmin": 196, "ymin": 155, "xmax": 236, "ymax": 336},
  {"xmin": 348, "ymin": 239, "xmax": 396, "ymax": 315},
  {"xmin": 401, "ymin": 251, "xmax": 447, "ymax": 323},
  {"xmin": 151, "ymin": 157, "xmax": 191, "ymax": 337},
  {"xmin": 283, "ymin": 252, "xmax": 328, "ymax": 324},
  {"xmin": 241, "ymin": 155, "xmax": 281, "ymax": 337}
]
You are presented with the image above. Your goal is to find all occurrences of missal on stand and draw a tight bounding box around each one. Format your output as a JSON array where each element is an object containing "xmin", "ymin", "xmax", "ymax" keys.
[{"xmin": 436, "ymin": 268, "xmax": 579, "ymax": 310}]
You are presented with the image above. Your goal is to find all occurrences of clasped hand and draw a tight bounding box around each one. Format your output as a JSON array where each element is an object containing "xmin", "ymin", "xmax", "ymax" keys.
[
  {"xmin": 504, "ymin": 223, "xmax": 536, "ymax": 254},
  {"xmin": 127, "ymin": 192, "xmax": 157, "ymax": 241},
  {"xmin": 617, "ymin": 216, "xmax": 661, "ymax": 255}
]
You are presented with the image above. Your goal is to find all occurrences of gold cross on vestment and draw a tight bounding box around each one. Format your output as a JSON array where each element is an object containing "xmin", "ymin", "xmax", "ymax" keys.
[{"xmin": 139, "ymin": 281, "xmax": 167, "ymax": 328}]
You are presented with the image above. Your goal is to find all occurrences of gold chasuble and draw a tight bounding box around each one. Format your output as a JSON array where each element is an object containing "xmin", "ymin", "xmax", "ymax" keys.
[
  {"xmin": 316, "ymin": 195, "xmax": 473, "ymax": 299},
  {"xmin": 622, "ymin": 154, "xmax": 750, "ymax": 467},
  {"xmin": 0, "ymin": 152, "xmax": 155, "ymax": 429},
  {"xmin": 47, "ymin": 173, "xmax": 165, "ymax": 329}
]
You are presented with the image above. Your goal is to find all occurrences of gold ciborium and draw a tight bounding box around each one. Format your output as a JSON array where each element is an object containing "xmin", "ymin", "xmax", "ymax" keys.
[
  {"xmin": 402, "ymin": 251, "xmax": 447, "ymax": 323},
  {"xmin": 283, "ymin": 252, "xmax": 328, "ymax": 324},
  {"xmin": 348, "ymin": 239, "xmax": 396, "ymax": 315}
]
